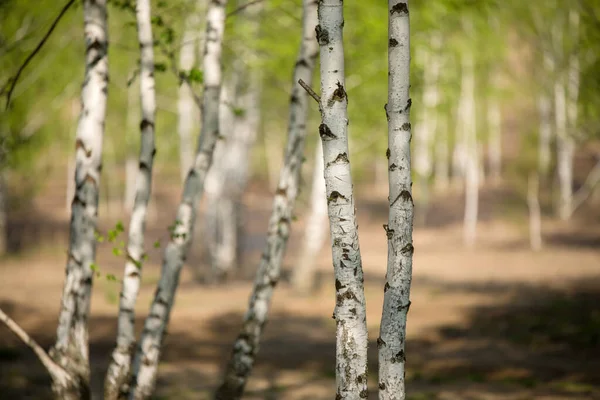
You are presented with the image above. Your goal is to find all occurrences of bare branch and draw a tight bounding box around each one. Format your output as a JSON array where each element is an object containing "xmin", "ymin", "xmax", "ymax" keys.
[
  {"xmin": 227, "ymin": 0, "xmax": 263, "ymax": 18},
  {"xmin": 4, "ymin": 0, "xmax": 76, "ymax": 110},
  {"xmin": 298, "ymin": 79, "xmax": 320, "ymax": 104},
  {"xmin": 0, "ymin": 307, "xmax": 67, "ymax": 381}
]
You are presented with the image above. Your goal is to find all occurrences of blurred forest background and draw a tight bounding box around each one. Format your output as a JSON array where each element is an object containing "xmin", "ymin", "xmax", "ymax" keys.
[{"xmin": 1, "ymin": 0, "xmax": 600, "ymax": 399}]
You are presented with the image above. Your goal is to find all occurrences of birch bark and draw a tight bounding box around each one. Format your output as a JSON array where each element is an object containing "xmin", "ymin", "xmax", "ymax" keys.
[
  {"xmin": 127, "ymin": 1, "xmax": 227, "ymax": 398},
  {"xmin": 462, "ymin": 47, "xmax": 478, "ymax": 248},
  {"xmin": 50, "ymin": 1, "xmax": 108, "ymax": 397},
  {"xmin": 104, "ymin": 0, "xmax": 157, "ymax": 397},
  {"xmin": 379, "ymin": 1, "xmax": 413, "ymax": 399},
  {"xmin": 317, "ymin": 1, "xmax": 369, "ymax": 398},
  {"xmin": 291, "ymin": 143, "xmax": 328, "ymax": 294},
  {"xmin": 214, "ymin": 0, "xmax": 318, "ymax": 397}
]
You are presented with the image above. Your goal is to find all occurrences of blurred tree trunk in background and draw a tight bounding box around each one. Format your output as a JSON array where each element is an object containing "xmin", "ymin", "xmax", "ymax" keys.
[
  {"xmin": 461, "ymin": 39, "xmax": 479, "ymax": 248},
  {"xmin": 292, "ymin": 143, "xmax": 328, "ymax": 294},
  {"xmin": 178, "ymin": 0, "xmax": 205, "ymax": 184},
  {"xmin": 204, "ymin": 0, "xmax": 263, "ymax": 281},
  {"xmin": 538, "ymin": 50, "xmax": 554, "ymax": 180},
  {"xmin": 528, "ymin": 172, "xmax": 543, "ymax": 250},
  {"xmin": 0, "ymin": 173, "xmax": 6, "ymax": 255}
]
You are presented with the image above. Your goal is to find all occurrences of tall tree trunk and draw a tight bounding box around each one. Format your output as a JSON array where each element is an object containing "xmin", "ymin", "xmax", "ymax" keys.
[
  {"xmin": 461, "ymin": 48, "xmax": 478, "ymax": 248},
  {"xmin": 291, "ymin": 143, "xmax": 328, "ymax": 294},
  {"xmin": 434, "ymin": 112, "xmax": 449, "ymax": 191},
  {"xmin": 538, "ymin": 48, "xmax": 554, "ymax": 180},
  {"xmin": 128, "ymin": 1, "xmax": 227, "ymax": 398},
  {"xmin": 0, "ymin": 173, "xmax": 6, "ymax": 255},
  {"xmin": 414, "ymin": 36, "xmax": 440, "ymax": 224},
  {"xmin": 214, "ymin": 0, "xmax": 318, "ymax": 397},
  {"xmin": 379, "ymin": 2, "xmax": 413, "ymax": 399},
  {"xmin": 487, "ymin": 95, "xmax": 501, "ymax": 184},
  {"xmin": 317, "ymin": 1, "xmax": 368, "ymax": 398},
  {"xmin": 104, "ymin": 0, "xmax": 157, "ymax": 397},
  {"xmin": 49, "ymin": 1, "xmax": 108, "ymax": 398},
  {"xmin": 124, "ymin": 72, "xmax": 140, "ymax": 213},
  {"xmin": 528, "ymin": 172, "xmax": 542, "ymax": 251},
  {"xmin": 178, "ymin": 2, "xmax": 204, "ymax": 184}
]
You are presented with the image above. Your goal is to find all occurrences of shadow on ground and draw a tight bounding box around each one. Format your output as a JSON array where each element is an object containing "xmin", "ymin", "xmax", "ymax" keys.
[{"xmin": 2, "ymin": 276, "xmax": 600, "ymax": 399}]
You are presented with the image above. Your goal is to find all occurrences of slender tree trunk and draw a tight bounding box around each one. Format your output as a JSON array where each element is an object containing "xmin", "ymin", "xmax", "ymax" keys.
[
  {"xmin": 434, "ymin": 112, "xmax": 449, "ymax": 191},
  {"xmin": 178, "ymin": 3, "xmax": 204, "ymax": 184},
  {"xmin": 128, "ymin": 1, "xmax": 227, "ymax": 398},
  {"xmin": 124, "ymin": 73, "xmax": 140, "ymax": 212},
  {"xmin": 487, "ymin": 95, "xmax": 501, "ymax": 183},
  {"xmin": 461, "ymin": 48, "xmax": 478, "ymax": 248},
  {"xmin": 317, "ymin": 1, "xmax": 369, "ymax": 398},
  {"xmin": 379, "ymin": 2, "xmax": 413, "ymax": 399},
  {"xmin": 214, "ymin": 0, "xmax": 318, "ymax": 397},
  {"xmin": 452, "ymin": 105, "xmax": 467, "ymax": 186},
  {"xmin": 50, "ymin": 1, "xmax": 108, "ymax": 397},
  {"xmin": 528, "ymin": 172, "xmax": 542, "ymax": 251},
  {"xmin": 104, "ymin": 0, "xmax": 157, "ymax": 398},
  {"xmin": 291, "ymin": 143, "xmax": 328, "ymax": 294},
  {"xmin": 538, "ymin": 95, "xmax": 552, "ymax": 177},
  {"xmin": 414, "ymin": 36, "xmax": 440, "ymax": 224},
  {"xmin": 66, "ymin": 101, "xmax": 78, "ymax": 215}
]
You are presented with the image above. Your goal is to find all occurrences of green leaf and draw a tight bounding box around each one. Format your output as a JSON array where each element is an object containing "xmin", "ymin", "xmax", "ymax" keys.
[
  {"xmin": 106, "ymin": 274, "xmax": 117, "ymax": 282},
  {"xmin": 112, "ymin": 247, "xmax": 123, "ymax": 257},
  {"xmin": 115, "ymin": 221, "xmax": 125, "ymax": 232},
  {"xmin": 187, "ymin": 68, "xmax": 204, "ymax": 83},
  {"xmin": 90, "ymin": 263, "xmax": 98, "ymax": 272},
  {"xmin": 154, "ymin": 62, "xmax": 167, "ymax": 73},
  {"xmin": 153, "ymin": 240, "xmax": 161, "ymax": 248}
]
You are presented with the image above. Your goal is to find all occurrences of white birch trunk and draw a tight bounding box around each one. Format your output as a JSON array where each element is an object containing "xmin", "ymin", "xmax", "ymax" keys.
[
  {"xmin": 125, "ymin": 74, "xmax": 140, "ymax": 212},
  {"xmin": 434, "ymin": 112, "xmax": 449, "ymax": 191},
  {"xmin": 215, "ymin": 0, "xmax": 319, "ymax": 397},
  {"xmin": 104, "ymin": 0, "xmax": 157, "ymax": 397},
  {"xmin": 66, "ymin": 101, "xmax": 78, "ymax": 215},
  {"xmin": 538, "ymin": 50, "xmax": 555, "ymax": 178},
  {"xmin": 178, "ymin": 5, "xmax": 203, "ymax": 184},
  {"xmin": 379, "ymin": 2, "xmax": 413, "ymax": 399},
  {"xmin": 50, "ymin": 1, "xmax": 108, "ymax": 398},
  {"xmin": 461, "ymin": 48, "xmax": 478, "ymax": 248},
  {"xmin": 487, "ymin": 96, "xmax": 501, "ymax": 183},
  {"xmin": 313, "ymin": 1, "xmax": 370, "ymax": 398},
  {"xmin": 291, "ymin": 143, "xmax": 328, "ymax": 294},
  {"xmin": 555, "ymin": 74, "xmax": 571, "ymax": 221},
  {"xmin": 528, "ymin": 172, "xmax": 542, "ymax": 251},
  {"xmin": 128, "ymin": 1, "xmax": 227, "ymax": 398}
]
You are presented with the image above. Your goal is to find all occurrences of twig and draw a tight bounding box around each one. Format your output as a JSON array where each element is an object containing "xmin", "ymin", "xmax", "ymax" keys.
[
  {"xmin": 227, "ymin": 0, "xmax": 264, "ymax": 18},
  {"xmin": 4, "ymin": 0, "xmax": 76, "ymax": 110},
  {"xmin": 0, "ymin": 307, "xmax": 64, "ymax": 378},
  {"xmin": 298, "ymin": 79, "xmax": 320, "ymax": 104}
]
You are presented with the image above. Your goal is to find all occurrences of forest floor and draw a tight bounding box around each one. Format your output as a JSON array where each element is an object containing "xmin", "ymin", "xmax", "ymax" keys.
[{"xmin": 1, "ymin": 174, "xmax": 600, "ymax": 400}]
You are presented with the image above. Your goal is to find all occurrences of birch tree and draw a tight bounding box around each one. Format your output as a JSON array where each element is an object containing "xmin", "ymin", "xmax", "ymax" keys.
[
  {"xmin": 49, "ymin": 0, "xmax": 109, "ymax": 396},
  {"xmin": 214, "ymin": 0, "xmax": 318, "ymax": 397},
  {"xmin": 538, "ymin": 51, "xmax": 554, "ymax": 178},
  {"xmin": 178, "ymin": 1, "xmax": 205, "ymax": 184},
  {"xmin": 378, "ymin": 1, "xmax": 413, "ymax": 399},
  {"xmin": 127, "ymin": 0, "xmax": 227, "ymax": 397},
  {"xmin": 316, "ymin": 0, "xmax": 368, "ymax": 397},
  {"xmin": 124, "ymin": 72, "xmax": 140, "ymax": 212},
  {"xmin": 291, "ymin": 143, "xmax": 328, "ymax": 294},
  {"xmin": 104, "ymin": 0, "xmax": 157, "ymax": 397}
]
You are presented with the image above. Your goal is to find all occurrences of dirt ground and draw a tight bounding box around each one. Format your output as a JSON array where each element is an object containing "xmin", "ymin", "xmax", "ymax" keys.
[{"xmin": 1, "ymin": 174, "xmax": 599, "ymax": 400}]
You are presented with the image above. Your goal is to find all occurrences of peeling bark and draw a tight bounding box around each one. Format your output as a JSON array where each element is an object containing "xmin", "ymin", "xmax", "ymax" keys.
[
  {"xmin": 51, "ymin": 0, "xmax": 109, "ymax": 397},
  {"xmin": 291, "ymin": 143, "xmax": 328, "ymax": 294},
  {"xmin": 316, "ymin": 1, "xmax": 369, "ymax": 398},
  {"xmin": 379, "ymin": 2, "xmax": 413, "ymax": 399},
  {"xmin": 127, "ymin": 1, "xmax": 228, "ymax": 398},
  {"xmin": 214, "ymin": 0, "xmax": 318, "ymax": 397},
  {"xmin": 104, "ymin": 0, "xmax": 157, "ymax": 398}
]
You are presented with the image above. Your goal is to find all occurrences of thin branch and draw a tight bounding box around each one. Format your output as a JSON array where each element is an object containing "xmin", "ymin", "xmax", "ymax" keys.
[
  {"xmin": 298, "ymin": 79, "xmax": 320, "ymax": 104},
  {"xmin": 4, "ymin": 0, "xmax": 76, "ymax": 110},
  {"xmin": 227, "ymin": 0, "xmax": 264, "ymax": 18},
  {"xmin": 0, "ymin": 307, "xmax": 62, "ymax": 376}
]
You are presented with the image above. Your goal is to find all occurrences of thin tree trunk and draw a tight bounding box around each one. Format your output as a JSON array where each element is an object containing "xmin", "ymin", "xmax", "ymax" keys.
[
  {"xmin": 124, "ymin": 72, "xmax": 140, "ymax": 212},
  {"xmin": 538, "ymin": 49, "xmax": 554, "ymax": 179},
  {"xmin": 528, "ymin": 172, "xmax": 542, "ymax": 251},
  {"xmin": 66, "ymin": 101, "xmax": 78, "ymax": 216},
  {"xmin": 214, "ymin": 0, "xmax": 318, "ymax": 397},
  {"xmin": 104, "ymin": 0, "xmax": 157, "ymax": 397},
  {"xmin": 461, "ymin": 48, "xmax": 478, "ymax": 248},
  {"xmin": 178, "ymin": 4, "xmax": 203, "ymax": 184},
  {"xmin": 291, "ymin": 143, "xmax": 328, "ymax": 294},
  {"xmin": 0, "ymin": 173, "xmax": 6, "ymax": 255},
  {"xmin": 317, "ymin": 1, "xmax": 368, "ymax": 398},
  {"xmin": 434, "ymin": 112, "xmax": 449, "ymax": 191},
  {"xmin": 128, "ymin": 1, "xmax": 227, "ymax": 398},
  {"xmin": 50, "ymin": 1, "xmax": 108, "ymax": 397},
  {"xmin": 379, "ymin": 2, "xmax": 413, "ymax": 399},
  {"xmin": 487, "ymin": 96, "xmax": 501, "ymax": 183},
  {"xmin": 571, "ymin": 158, "xmax": 600, "ymax": 213}
]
